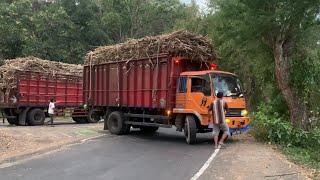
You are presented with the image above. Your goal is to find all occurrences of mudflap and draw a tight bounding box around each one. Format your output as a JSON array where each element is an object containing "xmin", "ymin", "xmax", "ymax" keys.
[{"xmin": 18, "ymin": 107, "xmax": 30, "ymax": 126}]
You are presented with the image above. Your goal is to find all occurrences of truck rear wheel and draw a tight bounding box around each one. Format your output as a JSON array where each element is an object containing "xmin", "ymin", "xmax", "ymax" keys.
[
  {"xmin": 28, "ymin": 109, "xmax": 45, "ymax": 126},
  {"xmin": 184, "ymin": 116, "xmax": 197, "ymax": 144},
  {"xmin": 140, "ymin": 126, "xmax": 159, "ymax": 133},
  {"xmin": 72, "ymin": 117, "xmax": 87, "ymax": 124},
  {"xmin": 107, "ymin": 111, "xmax": 129, "ymax": 135},
  {"xmin": 7, "ymin": 117, "xmax": 19, "ymax": 125},
  {"xmin": 87, "ymin": 109, "xmax": 100, "ymax": 123},
  {"xmin": 4, "ymin": 109, "xmax": 19, "ymax": 125}
]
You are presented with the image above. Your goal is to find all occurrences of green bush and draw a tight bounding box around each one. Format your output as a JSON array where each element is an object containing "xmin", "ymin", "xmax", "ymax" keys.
[
  {"xmin": 252, "ymin": 103, "xmax": 320, "ymax": 149},
  {"xmin": 252, "ymin": 103, "xmax": 320, "ymax": 173}
]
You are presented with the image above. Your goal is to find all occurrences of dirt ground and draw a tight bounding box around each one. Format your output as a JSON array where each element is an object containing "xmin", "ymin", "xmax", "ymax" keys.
[
  {"xmin": 200, "ymin": 134, "xmax": 313, "ymax": 180},
  {"xmin": 0, "ymin": 118, "xmax": 104, "ymax": 164}
]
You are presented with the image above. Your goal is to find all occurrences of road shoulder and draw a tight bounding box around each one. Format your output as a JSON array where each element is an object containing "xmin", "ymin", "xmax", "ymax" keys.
[
  {"xmin": 199, "ymin": 134, "xmax": 311, "ymax": 180},
  {"xmin": 0, "ymin": 120, "xmax": 105, "ymax": 165}
]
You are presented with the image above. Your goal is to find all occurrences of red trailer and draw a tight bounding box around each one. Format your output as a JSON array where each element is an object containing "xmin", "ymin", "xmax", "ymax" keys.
[
  {"xmin": 84, "ymin": 54, "xmax": 207, "ymax": 109},
  {"xmin": 0, "ymin": 70, "xmax": 90, "ymax": 125},
  {"xmin": 84, "ymin": 53, "xmax": 250, "ymax": 144}
]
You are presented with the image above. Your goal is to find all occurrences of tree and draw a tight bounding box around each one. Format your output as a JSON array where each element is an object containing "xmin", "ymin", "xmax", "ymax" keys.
[
  {"xmin": 23, "ymin": 3, "xmax": 77, "ymax": 62},
  {"xmin": 0, "ymin": 0, "xmax": 33, "ymax": 59},
  {"xmin": 209, "ymin": 0, "xmax": 320, "ymax": 129}
]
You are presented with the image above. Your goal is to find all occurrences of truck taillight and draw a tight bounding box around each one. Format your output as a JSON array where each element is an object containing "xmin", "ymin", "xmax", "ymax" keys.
[{"xmin": 210, "ymin": 64, "xmax": 218, "ymax": 70}]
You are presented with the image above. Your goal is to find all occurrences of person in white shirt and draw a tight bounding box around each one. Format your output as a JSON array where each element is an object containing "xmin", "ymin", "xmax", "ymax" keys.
[{"xmin": 48, "ymin": 98, "xmax": 55, "ymax": 127}]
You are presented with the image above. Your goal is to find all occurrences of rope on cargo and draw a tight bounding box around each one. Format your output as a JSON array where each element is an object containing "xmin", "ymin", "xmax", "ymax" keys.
[
  {"xmin": 124, "ymin": 62, "xmax": 134, "ymax": 74},
  {"xmin": 89, "ymin": 52, "xmax": 93, "ymax": 100},
  {"xmin": 152, "ymin": 39, "xmax": 161, "ymax": 103},
  {"xmin": 117, "ymin": 62, "xmax": 120, "ymax": 105}
]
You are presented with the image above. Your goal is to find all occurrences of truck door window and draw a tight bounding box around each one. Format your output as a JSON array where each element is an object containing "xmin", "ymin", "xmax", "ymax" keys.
[
  {"xmin": 178, "ymin": 77, "xmax": 187, "ymax": 93},
  {"xmin": 191, "ymin": 75, "xmax": 211, "ymax": 96}
]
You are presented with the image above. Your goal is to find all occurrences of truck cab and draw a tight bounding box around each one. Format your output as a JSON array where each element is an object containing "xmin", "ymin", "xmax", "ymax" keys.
[{"xmin": 173, "ymin": 70, "xmax": 250, "ymax": 143}]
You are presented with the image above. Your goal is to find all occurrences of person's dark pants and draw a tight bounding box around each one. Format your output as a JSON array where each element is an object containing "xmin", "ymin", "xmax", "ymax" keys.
[{"xmin": 49, "ymin": 114, "xmax": 54, "ymax": 125}]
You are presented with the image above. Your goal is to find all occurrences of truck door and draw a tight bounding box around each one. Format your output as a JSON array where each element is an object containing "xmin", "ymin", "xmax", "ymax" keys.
[{"xmin": 187, "ymin": 75, "xmax": 212, "ymax": 124}]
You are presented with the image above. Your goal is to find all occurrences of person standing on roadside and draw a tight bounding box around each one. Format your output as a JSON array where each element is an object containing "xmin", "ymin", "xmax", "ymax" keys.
[
  {"xmin": 208, "ymin": 92, "xmax": 229, "ymax": 149},
  {"xmin": 48, "ymin": 98, "xmax": 55, "ymax": 127}
]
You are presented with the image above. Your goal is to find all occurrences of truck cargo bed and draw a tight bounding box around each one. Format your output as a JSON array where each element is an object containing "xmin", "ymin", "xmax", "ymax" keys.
[
  {"xmin": 84, "ymin": 54, "xmax": 208, "ymax": 110},
  {"xmin": 0, "ymin": 71, "xmax": 83, "ymax": 108}
]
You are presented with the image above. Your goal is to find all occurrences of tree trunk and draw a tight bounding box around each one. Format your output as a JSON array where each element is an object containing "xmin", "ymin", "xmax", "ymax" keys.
[{"xmin": 273, "ymin": 38, "xmax": 309, "ymax": 130}]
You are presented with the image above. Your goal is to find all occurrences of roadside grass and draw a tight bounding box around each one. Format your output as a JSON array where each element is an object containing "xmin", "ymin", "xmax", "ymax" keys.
[
  {"xmin": 251, "ymin": 104, "xmax": 320, "ymax": 178},
  {"xmin": 251, "ymin": 128, "xmax": 320, "ymax": 178},
  {"xmin": 281, "ymin": 146, "xmax": 320, "ymax": 178}
]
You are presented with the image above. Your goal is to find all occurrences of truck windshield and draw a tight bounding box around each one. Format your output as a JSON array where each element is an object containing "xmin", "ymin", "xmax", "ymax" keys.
[{"xmin": 211, "ymin": 73, "xmax": 243, "ymax": 97}]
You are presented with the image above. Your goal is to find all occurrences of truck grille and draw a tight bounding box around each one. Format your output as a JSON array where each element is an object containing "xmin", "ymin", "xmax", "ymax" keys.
[{"xmin": 226, "ymin": 108, "xmax": 243, "ymax": 117}]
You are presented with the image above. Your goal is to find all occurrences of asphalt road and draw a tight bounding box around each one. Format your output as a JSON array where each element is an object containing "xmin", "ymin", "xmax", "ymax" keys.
[{"xmin": 0, "ymin": 128, "xmax": 215, "ymax": 180}]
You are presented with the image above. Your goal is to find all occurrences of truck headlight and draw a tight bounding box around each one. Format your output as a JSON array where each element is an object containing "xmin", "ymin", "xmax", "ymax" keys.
[
  {"xmin": 225, "ymin": 118, "xmax": 231, "ymax": 124},
  {"xmin": 241, "ymin": 109, "xmax": 248, "ymax": 116}
]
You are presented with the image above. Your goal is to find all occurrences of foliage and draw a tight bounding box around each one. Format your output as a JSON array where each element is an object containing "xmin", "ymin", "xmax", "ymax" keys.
[
  {"xmin": 282, "ymin": 146, "xmax": 320, "ymax": 176},
  {"xmin": 252, "ymin": 103, "xmax": 320, "ymax": 173},
  {"xmin": 204, "ymin": 0, "xmax": 320, "ymax": 128},
  {"xmin": 0, "ymin": 0, "xmax": 33, "ymax": 59},
  {"xmin": 252, "ymin": 103, "xmax": 320, "ymax": 148},
  {"xmin": 24, "ymin": 4, "xmax": 77, "ymax": 62},
  {"xmin": 0, "ymin": 0, "xmax": 191, "ymax": 63}
]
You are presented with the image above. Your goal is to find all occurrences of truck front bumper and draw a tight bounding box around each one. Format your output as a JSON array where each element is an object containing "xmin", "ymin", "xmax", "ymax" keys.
[
  {"xmin": 226, "ymin": 116, "xmax": 250, "ymax": 134},
  {"xmin": 229, "ymin": 124, "xmax": 251, "ymax": 134}
]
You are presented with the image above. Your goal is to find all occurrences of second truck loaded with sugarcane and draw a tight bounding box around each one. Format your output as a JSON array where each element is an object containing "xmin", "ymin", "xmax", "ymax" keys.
[{"xmin": 84, "ymin": 31, "xmax": 250, "ymax": 144}]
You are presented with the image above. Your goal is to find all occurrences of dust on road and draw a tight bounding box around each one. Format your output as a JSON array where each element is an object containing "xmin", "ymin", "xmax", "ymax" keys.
[
  {"xmin": 0, "ymin": 118, "xmax": 104, "ymax": 164},
  {"xmin": 200, "ymin": 134, "xmax": 311, "ymax": 180}
]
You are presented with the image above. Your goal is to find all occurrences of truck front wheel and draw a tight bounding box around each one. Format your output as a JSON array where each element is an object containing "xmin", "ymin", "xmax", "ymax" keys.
[
  {"xmin": 28, "ymin": 109, "xmax": 45, "ymax": 126},
  {"xmin": 107, "ymin": 111, "xmax": 129, "ymax": 135},
  {"xmin": 184, "ymin": 116, "xmax": 197, "ymax": 144}
]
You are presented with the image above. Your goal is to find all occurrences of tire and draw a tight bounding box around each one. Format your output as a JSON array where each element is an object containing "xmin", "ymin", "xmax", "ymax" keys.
[
  {"xmin": 87, "ymin": 109, "xmax": 100, "ymax": 123},
  {"xmin": 7, "ymin": 117, "xmax": 19, "ymax": 125},
  {"xmin": 4, "ymin": 109, "xmax": 19, "ymax": 125},
  {"xmin": 72, "ymin": 117, "xmax": 87, "ymax": 124},
  {"xmin": 140, "ymin": 126, "xmax": 159, "ymax": 133},
  {"xmin": 184, "ymin": 115, "xmax": 197, "ymax": 144},
  {"xmin": 28, "ymin": 108, "xmax": 45, "ymax": 126},
  {"xmin": 107, "ymin": 111, "xmax": 128, "ymax": 135}
]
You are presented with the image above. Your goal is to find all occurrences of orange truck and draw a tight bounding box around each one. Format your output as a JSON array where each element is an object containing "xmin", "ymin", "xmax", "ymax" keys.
[{"xmin": 84, "ymin": 54, "xmax": 250, "ymax": 144}]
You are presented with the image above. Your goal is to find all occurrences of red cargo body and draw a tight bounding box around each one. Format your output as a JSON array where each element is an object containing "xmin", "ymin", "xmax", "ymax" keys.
[
  {"xmin": 0, "ymin": 71, "xmax": 83, "ymax": 108},
  {"xmin": 83, "ymin": 54, "xmax": 207, "ymax": 110}
]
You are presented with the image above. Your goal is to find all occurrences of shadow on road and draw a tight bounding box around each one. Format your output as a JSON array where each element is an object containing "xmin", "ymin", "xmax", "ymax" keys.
[
  {"xmin": 0, "ymin": 120, "xmax": 104, "ymax": 127},
  {"xmin": 104, "ymin": 128, "xmax": 214, "ymax": 146}
]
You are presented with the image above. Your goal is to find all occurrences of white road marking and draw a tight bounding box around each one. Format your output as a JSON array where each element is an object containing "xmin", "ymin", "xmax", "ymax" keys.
[{"xmin": 190, "ymin": 148, "xmax": 220, "ymax": 180}]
